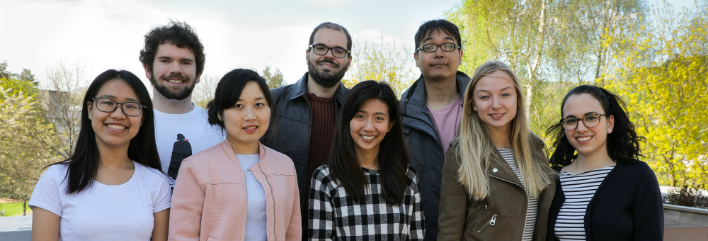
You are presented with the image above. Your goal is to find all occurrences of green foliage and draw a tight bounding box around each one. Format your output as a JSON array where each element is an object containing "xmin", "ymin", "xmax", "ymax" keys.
[
  {"xmin": 0, "ymin": 202, "xmax": 31, "ymax": 217},
  {"xmin": 261, "ymin": 66, "xmax": 287, "ymax": 89},
  {"xmin": 343, "ymin": 40, "xmax": 416, "ymax": 98},
  {"xmin": 0, "ymin": 77, "xmax": 38, "ymax": 101}
]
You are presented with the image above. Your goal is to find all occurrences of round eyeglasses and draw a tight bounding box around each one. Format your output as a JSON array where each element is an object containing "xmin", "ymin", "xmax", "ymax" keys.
[
  {"xmin": 309, "ymin": 44, "xmax": 350, "ymax": 58},
  {"xmin": 561, "ymin": 113, "xmax": 607, "ymax": 131},
  {"xmin": 92, "ymin": 98, "xmax": 146, "ymax": 117}
]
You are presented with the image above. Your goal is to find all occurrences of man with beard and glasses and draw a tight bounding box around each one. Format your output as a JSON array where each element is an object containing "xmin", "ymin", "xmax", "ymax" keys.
[
  {"xmin": 400, "ymin": 19, "xmax": 470, "ymax": 241},
  {"xmin": 262, "ymin": 22, "xmax": 352, "ymax": 239},
  {"xmin": 139, "ymin": 21, "xmax": 225, "ymax": 188}
]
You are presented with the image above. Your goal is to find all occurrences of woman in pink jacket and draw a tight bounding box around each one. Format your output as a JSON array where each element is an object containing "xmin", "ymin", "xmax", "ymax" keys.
[{"xmin": 169, "ymin": 69, "xmax": 301, "ymax": 241}]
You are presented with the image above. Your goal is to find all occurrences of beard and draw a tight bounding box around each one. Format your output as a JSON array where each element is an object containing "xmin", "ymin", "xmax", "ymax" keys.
[
  {"xmin": 149, "ymin": 73, "xmax": 196, "ymax": 101},
  {"xmin": 307, "ymin": 58, "xmax": 349, "ymax": 88}
]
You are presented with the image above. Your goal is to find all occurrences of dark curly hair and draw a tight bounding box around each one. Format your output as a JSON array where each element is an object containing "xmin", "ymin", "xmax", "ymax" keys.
[
  {"xmin": 547, "ymin": 85, "xmax": 644, "ymax": 168},
  {"xmin": 139, "ymin": 20, "xmax": 205, "ymax": 77}
]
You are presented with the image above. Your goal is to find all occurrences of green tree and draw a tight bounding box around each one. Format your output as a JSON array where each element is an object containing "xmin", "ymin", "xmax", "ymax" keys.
[
  {"xmin": 342, "ymin": 40, "xmax": 415, "ymax": 98},
  {"xmin": 261, "ymin": 66, "xmax": 287, "ymax": 89}
]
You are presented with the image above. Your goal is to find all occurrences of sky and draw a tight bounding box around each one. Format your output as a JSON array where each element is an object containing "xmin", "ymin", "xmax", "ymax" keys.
[{"xmin": 0, "ymin": 0, "xmax": 460, "ymax": 89}]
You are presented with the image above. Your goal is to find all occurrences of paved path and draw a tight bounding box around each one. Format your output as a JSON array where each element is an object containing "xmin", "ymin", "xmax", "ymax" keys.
[{"xmin": 0, "ymin": 216, "xmax": 32, "ymax": 241}]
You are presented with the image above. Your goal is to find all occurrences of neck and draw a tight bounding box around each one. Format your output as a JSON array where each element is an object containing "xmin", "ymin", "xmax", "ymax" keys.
[
  {"xmin": 227, "ymin": 136, "xmax": 260, "ymax": 155},
  {"xmin": 306, "ymin": 74, "xmax": 339, "ymax": 98},
  {"xmin": 356, "ymin": 148, "xmax": 379, "ymax": 170},
  {"xmin": 97, "ymin": 142, "xmax": 132, "ymax": 168},
  {"xmin": 152, "ymin": 88, "xmax": 195, "ymax": 114},
  {"xmin": 424, "ymin": 75, "xmax": 458, "ymax": 110},
  {"xmin": 488, "ymin": 126, "xmax": 512, "ymax": 149},
  {"xmin": 572, "ymin": 148, "xmax": 615, "ymax": 172}
]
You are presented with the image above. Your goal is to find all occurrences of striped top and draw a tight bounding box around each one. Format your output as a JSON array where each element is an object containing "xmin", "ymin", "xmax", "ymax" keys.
[
  {"xmin": 497, "ymin": 148, "xmax": 538, "ymax": 241},
  {"xmin": 554, "ymin": 166, "xmax": 614, "ymax": 241}
]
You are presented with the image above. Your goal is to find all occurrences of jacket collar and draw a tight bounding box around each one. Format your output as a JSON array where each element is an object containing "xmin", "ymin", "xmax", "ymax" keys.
[
  {"xmin": 403, "ymin": 71, "xmax": 471, "ymax": 114},
  {"xmin": 219, "ymin": 140, "xmax": 269, "ymax": 168},
  {"xmin": 288, "ymin": 72, "xmax": 347, "ymax": 105}
]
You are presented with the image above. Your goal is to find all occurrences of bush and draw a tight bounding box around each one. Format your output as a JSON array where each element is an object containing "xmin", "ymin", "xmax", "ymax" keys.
[{"xmin": 666, "ymin": 185, "xmax": 708, "ymax": 208}]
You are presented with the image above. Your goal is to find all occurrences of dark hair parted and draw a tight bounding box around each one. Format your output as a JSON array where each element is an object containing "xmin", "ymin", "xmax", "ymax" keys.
[
  {"xmin": 328, "ymin": 80, "xmax": 410, "ymax": 205},
  {"xmin": 139, "ymin": 20, "xmax": 205, "ymax": 76},
  {"xmin": 207, "ymin": 69, "xmax": 274, "ymax": 131},
  {"xmin": 309, "ymin": 22, "xmax": 352, "ymax": 51},
  {"xmin": 547, "ymin": 85, "xmax": 644, "ymax": 167},
  {"xmin": 52, "ymin": 70, "xmax": 161, "ymax": 194},
  {"xmin": 414, "ymin": 19, "xmax": 462, "ymax": 49}
]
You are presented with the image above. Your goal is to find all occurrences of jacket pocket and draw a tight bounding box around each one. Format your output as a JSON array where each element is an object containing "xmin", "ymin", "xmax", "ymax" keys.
[
  {"xmin": 470, "ymin": 204, "xmax": 488, "ymax": 221},
  {"xmin": 207, "ymin": 236, "xmax": 217, "ymax": 241},
  {"xmin": 476, "ymin": 214, "xmax": 497, "ymax": 234}
]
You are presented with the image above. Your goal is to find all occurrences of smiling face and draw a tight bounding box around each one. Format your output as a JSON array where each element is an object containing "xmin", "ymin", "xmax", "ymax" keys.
[
  {"xmin": 306, "ymin": 28, "xmax": 352, "ymax": 88},
  {"xmin": 472, "ymin": 70, "xmax": 518, "ymax": 134},
  {"xmin": 222, "ymin": 81, "xmax": 271, "ymax": 154},
  {"xmin": 414, "ymin": 29, "xmax": 463, "ymax": 82},
  {"xmin": 88, "ymin": 79, "xmax": 143, "ymax": 149},
  {"xmin": 350, "ymin": 98, "xmax": 395, "ymax": 158},
  {"xmin": 145, "ymin": 43, "xmax": 200, "ymax": 100},
  {"xmin": 562, "ymin": 93, "xmax": 615, "ymax": 158}
]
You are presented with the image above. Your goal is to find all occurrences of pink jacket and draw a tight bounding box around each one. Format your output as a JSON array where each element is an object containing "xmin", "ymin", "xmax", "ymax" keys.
[{"xmin": 169, "ymin": 141, "xmax": 301, "ymax": 241}]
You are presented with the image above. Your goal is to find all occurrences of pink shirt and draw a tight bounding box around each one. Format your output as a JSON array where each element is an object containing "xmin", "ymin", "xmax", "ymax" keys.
[{"xmin": 428, "ymin": 95, "xmax": 463, "ymax": 154}]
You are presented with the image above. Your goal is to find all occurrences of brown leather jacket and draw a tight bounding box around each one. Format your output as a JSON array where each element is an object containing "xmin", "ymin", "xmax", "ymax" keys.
[{"xmin": 437, "ymin": 136, "xmax": 556, "ymax": 241}]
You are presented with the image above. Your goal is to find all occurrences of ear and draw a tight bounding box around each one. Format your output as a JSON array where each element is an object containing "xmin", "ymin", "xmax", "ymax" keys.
[
  {"xmin": 195, "ymin": 73, "xmax": 202, "ymax": 84},
  {"xmin": 607, "ymin": 114, "xmax": 615, "ymax": 133},
  {"xmin": 347, "ymin": 54, "xmax": 352, "ymax": 65},
  {"xmin": 414, "ymin": 52, "xmax": 419, "ymax": 67},
  {"xmin": 306, "ymin": 48, "xmax": 310, "ymax": 61},
  {"xmin": 218, "ymin": 112, "xmax": 223, "ymax": 122},
  {"xmin": 458, "ymin": 49, "xmax": 464, "ymax": 63},
  {"xmin": 87, "ymin": 101, "xmax": 93, "ymax": 120},
  {"xmin": 387, "ymin": 120, "xmax": 395, "ymax": 132},
  {"xmin": 143, "ymin": 64, "xmax": 152, "ymax": 80}
]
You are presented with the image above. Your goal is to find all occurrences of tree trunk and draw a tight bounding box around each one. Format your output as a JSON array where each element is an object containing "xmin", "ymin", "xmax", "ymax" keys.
[{"xmin": 23, "ymin": 199, "xmax": 27, "ymax": 216}]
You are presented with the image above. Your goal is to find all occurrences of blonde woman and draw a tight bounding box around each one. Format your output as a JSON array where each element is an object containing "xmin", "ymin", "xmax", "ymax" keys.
[{"xmin": 437, "ymin": 61, "xmax": 555, "ymax": 241}]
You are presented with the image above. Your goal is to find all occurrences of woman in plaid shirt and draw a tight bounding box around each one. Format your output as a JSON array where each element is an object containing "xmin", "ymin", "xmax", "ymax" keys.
[{"xmin": 308, "ymin": 80, "xmax": 425, "ymax": 241}]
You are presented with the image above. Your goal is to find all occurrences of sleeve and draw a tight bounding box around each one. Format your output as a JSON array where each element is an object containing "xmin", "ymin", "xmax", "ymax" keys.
[
  {"xmin": 436, "ymin": 145, "xmax": 469, "ymax": 241},
  {"xmin": 408, "ymin": 169, "xmax": 425, "ymax": 241},
  {"xmin": 153, "ymin": 174, "xmax": 172, "ymax": 213},
  {"xmin": 286, "ymin": 165, "xmax": 303, "ymax": 241},
  {"xmin": 632, "ymin": 164, "xmax": 664, "ymax": 241},
  {"xmin": 168, "ymin": 161, "xmax": 204, "ymax": 241},
  {"xmin": 28, "ymin": 165, "xmax": 63, "ymax": 216},
  {"xmin": 308, "ymin": 168, "xmax": 335, "ymax": 241}
]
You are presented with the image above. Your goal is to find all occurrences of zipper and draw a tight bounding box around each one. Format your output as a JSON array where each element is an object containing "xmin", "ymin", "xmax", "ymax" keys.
[
  {"xmin": 471, "ymin": 204, "xmax": 488, "ymax": 221},
  {"xmin": 489, "ymin": 174, "xmax": 529, "ymax": 241},
  {"xmin": 257, "ymin": 161, "xmax": 277, "ymax": 241},
  {"xmin": 477, "ymin": 214, "xmax": 497, "ymax": 234},
  {"xmin": 241, "ymin": 169, "xmax": 248, "ymax": 241}
]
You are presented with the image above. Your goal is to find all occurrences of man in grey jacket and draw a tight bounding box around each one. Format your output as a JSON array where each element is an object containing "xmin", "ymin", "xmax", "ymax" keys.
[
  {"xmin": 262, "ymin": 22, "xmax": 352, "ymax": 240},
  {"xmin": 400, "ymin": 19, "xmax": 470, "ymax": 241}
]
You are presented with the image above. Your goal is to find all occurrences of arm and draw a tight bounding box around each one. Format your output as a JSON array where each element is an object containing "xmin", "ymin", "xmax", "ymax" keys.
[
  {"xmin": 286, "ymin": 169, "xmax": 302, "ymax": 241},
  {"xmin": 168, "ymin": 161, "xmax": 204, "ymax": 241},
  {"xmin": 151, "ymin": 209, "xmax": 170, "ymax": 241},
  {"xmin": 437, "ymin": 146, "xmax": 468, "ymax": 241},
  {"xmin": 308, "ymin": 169, "xmax": 335, "ymax": 241},
  {"xmin": 409, "ymin": 171, "xmax": 426, "ymax": 241},
  {"xmin": 632, "ymin": 165, "xmax": 664, "ymax": 241},
  {"xmin": 31, "ymin": 207, "xmax": 60, "ymax": 241}
]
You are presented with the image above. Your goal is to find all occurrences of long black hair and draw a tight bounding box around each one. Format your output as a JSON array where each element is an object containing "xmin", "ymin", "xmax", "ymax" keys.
[
  {"xmin": 547, "ymin": 85, "xmax": 644, "ymax": 167},
  {"xmin": 52, "ymin": 69, "xmax": 161, "ymax": 194},
  {"xmin": 328, "ymin": 80, "xmax": 410, "ymax": 205}
]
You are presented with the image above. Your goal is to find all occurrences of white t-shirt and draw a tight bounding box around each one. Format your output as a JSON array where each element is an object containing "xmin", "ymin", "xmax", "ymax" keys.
[
  {"xmin": 236, "ymin": 154, "xmax": 267, "ymax": 241},
  {"xmin": 28, "ymin": 162, "xmax": 171, "ymax": 241},
  {"xmin": 153, "ymin": 105, "xmax": 225, "ymax": 185}
]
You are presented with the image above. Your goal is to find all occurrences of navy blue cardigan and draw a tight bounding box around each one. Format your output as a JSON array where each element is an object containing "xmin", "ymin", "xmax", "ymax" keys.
[{"xmin": 546, "ymin": 161, "xmax": 664, "ymax": 241}]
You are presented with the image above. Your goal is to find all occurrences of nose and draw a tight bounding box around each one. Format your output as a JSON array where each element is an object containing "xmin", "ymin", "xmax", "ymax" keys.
[
  {"xmin": 363, "ymin": 118, "xmax": 375, "ymax": 131},
  {"xmin": 168, "ymin": 60, "xmax": 183, "ymax": 74},
  {"xmin": 576, "ymin": 119, "xmax": 588, "ymax": 132},
  {"xmin": 244, "ymin": 107, "xmax": 256, "ymax": 121},
  {"xmin": 491, "ymin": 96, "xmax": 502, "ymax": 109},
  {"xmin": 110, "ymin": 104, "xmax": 127, "ymax": 119},
  {"xmin": 434, "ymin": 46, "xmax": 445, "ymax": 58}
]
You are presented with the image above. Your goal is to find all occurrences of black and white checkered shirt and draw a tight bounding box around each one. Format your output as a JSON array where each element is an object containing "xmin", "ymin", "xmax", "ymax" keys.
[{"xmin": 308, "ymin": 165, "xmax": 425, "ymax": 241}]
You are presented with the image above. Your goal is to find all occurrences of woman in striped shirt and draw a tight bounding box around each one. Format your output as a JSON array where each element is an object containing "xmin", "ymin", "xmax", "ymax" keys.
[
  {"xmin": 545, "ymin": 85, "xmax": 663, "ymax": 241},
  {"xmin": 438, "ymin": 61, "xmax": 556, "ymax": 241}
]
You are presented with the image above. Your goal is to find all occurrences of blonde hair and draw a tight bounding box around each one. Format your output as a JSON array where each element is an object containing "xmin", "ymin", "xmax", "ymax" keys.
[{"xmin": 457, "ymin": 61, "xmax": 552, "ymax": 200}]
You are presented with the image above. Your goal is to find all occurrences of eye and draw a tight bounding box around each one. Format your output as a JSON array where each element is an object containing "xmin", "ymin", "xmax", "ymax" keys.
[
  {"xmin": 255, "ymin": 102, "xmax": 266, "ymax": 107},
  {"xmin": 502, "ymin": 92, "xmax": 511, "ymax": 97},
  {"xmin": 354, "ymin": 114, "xmax": 364, "ymax": 119},
  {"xmin": 182, "ymin": 61, "xmax": 191, "ymax": 65},
  {"xmin": 479, "ymin": 95, "xmax": 489, "ymax": 100},
  {"xmin": 159, "ymin": 59, "xmax": 168, "ymax": 63},
  {"xmin": 375, "ymin": 116, "xmax": 385, "ymax": 121},
  {"xmin": 333, "ymin": 48, "xmax": 345, "ymax": 54},
  {"xmin": 234, "ymin": 104, "xmax": 243, "ymax": 109},
  {"xmin": 315, "ymin": 45, "xmax": 327, "ymax": 51},
  {"xmin": 423, "ymin": 45, "xmax": 436, "ymax": 52},
  {"xmin": 101, "ymin": 101, "xmax": 115, "ymax": 106},
  {"xmin": 585, "ymin": 115, "xmax": 598, "ymax": 121},
  {"xmin": 124, "ymin": 103, "xmax": 140, "ymax": 109},
  {"xmin": 565, "ymin": 118, "xmax": 578, "ymax": 124}
]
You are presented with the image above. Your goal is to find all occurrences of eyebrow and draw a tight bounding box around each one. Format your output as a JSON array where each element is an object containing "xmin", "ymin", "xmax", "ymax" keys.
[
  {"xmin": 237, "ymin": 96, "xmax": 265, "ymax": 101},
  {"xmin": 356, "ymin": 110, "xmax": 388, "ymax": 116},
  {"xmin": 157, "ymin": 56, "xmax": 194, "ymax": 62},
  {"xmin": 564, "ymin": 111, "xmax": 601, "ymax": 118},
  {"xmin": 422, "ymin": 36, "xmax": 455, "ymax": 44},
  {"xmin": 96, "ymin": 95, "xmax": 139, "ymax": 102},
  {"xmin": 476, "ymin": 86, "xmax": 513, "ymax": 94},
  {"xmin": 314, "ymin": 43, "xmax": 346, "ymax": 49}
]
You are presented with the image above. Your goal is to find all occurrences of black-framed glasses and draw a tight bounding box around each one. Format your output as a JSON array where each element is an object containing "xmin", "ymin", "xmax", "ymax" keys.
[
  {"xmin": 309, "ymin": 44, "xmax": 350, "ymax": 58},
  {"xmin": 92, "ymin": 98, "xmax": 146, "ymax": 117},
  {"xmin": 561, "ymin": 113, "xmax": 607, "ymax": 131},
  {"xmin": 415, "ymin": 43, "xmax": 460, "ymax": 52}
]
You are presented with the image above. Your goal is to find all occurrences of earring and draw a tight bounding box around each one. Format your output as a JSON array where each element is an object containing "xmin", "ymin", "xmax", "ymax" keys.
[{"xmin": 608, "ymin": 129, "xmax": 612, "ymax": 133}]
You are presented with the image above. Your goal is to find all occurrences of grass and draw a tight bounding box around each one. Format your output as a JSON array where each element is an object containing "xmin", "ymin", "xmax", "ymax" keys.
[{"xmin": 0, "ymin": 202, "xmax": 30, "ymax": 217}]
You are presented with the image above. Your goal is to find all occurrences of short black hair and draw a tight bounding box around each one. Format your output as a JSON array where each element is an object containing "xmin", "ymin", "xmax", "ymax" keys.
[
  {"xmin": 207, "ymin": 69, "xmax": 274, "ymax": 131},
  {"xmin": 309, "ymin": 22, "xmax": 352, "ymax": 51},
  {"xmin": 139, "ymin": 20, "xmax": 205, "ymax": 76},
  {"xmin": 414, "ymin": 19, "xmax": 462, "ymax": 50}
]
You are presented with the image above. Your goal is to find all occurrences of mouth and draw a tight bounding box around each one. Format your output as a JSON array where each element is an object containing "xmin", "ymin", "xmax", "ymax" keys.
[
  {"xmin": 430, "ymin": 62, "xmax": 448, "ymax": 67},
  {"xmin": 317, "ymin": 60, "xmax": 339, "ymax": 69},
  {"xmin": 243, "ymin": 125, "xmax": 258, "ymax": 133},
  {"xmin": 106, "ymin": 124, "xmax": 126, "ymax": 132},
  {"xmin": 576, "ymin": 136, "xmax": 593, "ymax": 144},
  {"xmin": 489, "ymin": 113, "xmax": 505, "ymax": 120},
  {"xmin": 360, "ymin": 134, "xmax": 377, "ymax": 142},
  {"xmin": 161, "ymin": 74, "xmax": 189, "ymax": 85}
]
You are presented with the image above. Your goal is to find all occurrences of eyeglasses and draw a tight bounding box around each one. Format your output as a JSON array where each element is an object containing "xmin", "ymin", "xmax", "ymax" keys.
[
  {"xmin": 561, "ymin": 113, "xmax": 607, "ymax": 131},
  {"xmin": 415, "ymin": 43, "xmax": 460, "ymax": 52},
  {"xmin": 92, "ymin": 98, "xmax": 146, "ymax": 117},
  {"xmin": 309, "ymin": 44, "xmax": 350, "ymax": 58}
]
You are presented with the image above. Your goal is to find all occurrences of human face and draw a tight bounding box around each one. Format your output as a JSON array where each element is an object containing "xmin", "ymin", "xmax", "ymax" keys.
[
  {"xmin": 307, "ymin": 28, "xmax": 351, "ymax": 88},
  {"xmin": 145, "ymin": 43, "xmax": 200, "ymax": 100},
  {"xmin": 350, "ymin": 99, "xmax": 395, "ymax": 158},
  {"xmin": 88, "ymin": 79, "xmax": 143, "ymax": 149},
  {"xmin": 414, "ymin": 29, "xmax": 463, "ymax": 82},
  {"xmin": 562, "ymin": 94, "xmax": 615, "ymax": 158},
  {"xmin": 222, "ymin": 81, "xmax": 270, "ymax": 154},
  {"xmin": 472, "ymin": 71, "xmax": 517, "ymax": 133}
]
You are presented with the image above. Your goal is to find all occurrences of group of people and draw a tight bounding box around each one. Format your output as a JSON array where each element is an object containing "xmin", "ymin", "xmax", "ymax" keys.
[{"xmin": 27, "ymin": 19, "xmax": 664, "ymax": 241}]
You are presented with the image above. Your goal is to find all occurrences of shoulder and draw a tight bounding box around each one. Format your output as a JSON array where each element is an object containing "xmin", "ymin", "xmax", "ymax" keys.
[
  {"xmin": 42, "ymin": 163, "xmax": 69, "ymax": 182},
  {"xmin": 405, "ymin": 165, "xmax": 419, "ymax": 183},
  {"xmin": 183, "ymin": 142, "xmax": 228, "ymax": 165},
  {"xmin": 270, "ymin": 83, "xmax": 295, "ymax": 101},
  {"xmin": 312, "ymin": 165, "xmax": 332, "ymax": 182},
  {"xmin": 616, "ymin": 161, "xmax": 654, "ymax": 177},
  {"xmin": 134, "ymin": 162, "xmax": 171, "ymax": 185},
  {"xmin": 528, "ymin": 132, "xmax": 546, "ymax": 149},
  {"xmin": 261, "ymin": 145, "xmax": 297, "ymax": 174}
]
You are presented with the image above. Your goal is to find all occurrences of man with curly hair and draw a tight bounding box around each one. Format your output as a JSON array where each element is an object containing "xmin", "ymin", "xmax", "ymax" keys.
[{"xmin": 139, "ymin": 21, "xmax": 224, "ymax": 186}]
